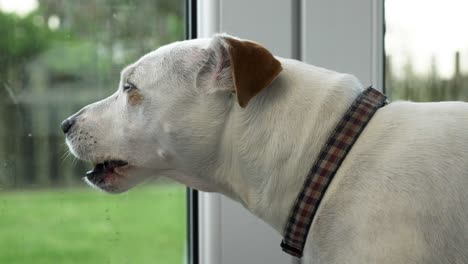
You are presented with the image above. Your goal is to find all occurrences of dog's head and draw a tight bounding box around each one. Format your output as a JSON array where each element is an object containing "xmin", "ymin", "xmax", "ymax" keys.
[{"xmin": 61, "ymin": 34, "xmax": 282, "ymax": 193}]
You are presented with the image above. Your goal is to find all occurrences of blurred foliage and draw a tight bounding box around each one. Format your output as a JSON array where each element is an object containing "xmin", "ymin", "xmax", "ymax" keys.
[
  {"xmin": 0, "ymin": 0, "xmax": 184, "ymax": 188},
  {"xmin": 386, "ymin": 52, "xmax": 468, "ymax": 102},
  {"xmin": 0, "ymin": 0, "xmax": 184, "ymax": 87},
  {"xmin": 0, "ymin": 12, "xmax": 51, "ymax": 75},
  {"xmin": 41, "ymin": 41, "xmax": 113, "ymax": 82}
]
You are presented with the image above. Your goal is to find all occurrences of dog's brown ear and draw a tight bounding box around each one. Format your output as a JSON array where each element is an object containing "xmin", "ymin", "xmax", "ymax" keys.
[
  {"xmin": 223, "ymin": 36, "xmax": 283, "ymax": 107},
  {"xmin": 199, "ymin": 35, "xmax": 282, "ymax": 108}
]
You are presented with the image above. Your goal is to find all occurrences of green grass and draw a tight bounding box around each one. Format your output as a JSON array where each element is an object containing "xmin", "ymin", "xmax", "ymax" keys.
[{"xmin": 0, "ymin": 184, "xmax": 186, "ymax": 264}]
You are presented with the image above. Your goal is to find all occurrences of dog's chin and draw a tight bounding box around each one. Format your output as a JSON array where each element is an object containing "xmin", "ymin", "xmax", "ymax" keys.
[
  {"xmin": 83, "ymin": 177, "xmax": 131, "ymax": 194},
  {"xmin": 83, "ymin": 172, "xmax": 129, "ymax": 194}
]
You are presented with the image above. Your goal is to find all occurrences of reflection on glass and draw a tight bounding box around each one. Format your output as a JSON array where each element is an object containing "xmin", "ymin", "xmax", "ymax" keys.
[
  {"xmin": 385, "ymin": 0, "xmax": 468, "ymax": 101},
  {"xmin": 0, "ymin": 1, "xmax": 186, "ymax": 263}
]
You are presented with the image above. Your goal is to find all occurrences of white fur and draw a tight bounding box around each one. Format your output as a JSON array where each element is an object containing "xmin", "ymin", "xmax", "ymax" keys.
[{"xmin": 65, "ymin": 35, "xmax": 468, "ymax": 263}]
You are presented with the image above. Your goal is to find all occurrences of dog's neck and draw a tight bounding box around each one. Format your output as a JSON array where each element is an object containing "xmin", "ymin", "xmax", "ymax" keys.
[
  {"xmin": 208, "ymin": 61, "xmax": 365, "ymax": 232},
  {"xmin": 177, "ymin": 60, "xmax": 364, "ymax": 233}
]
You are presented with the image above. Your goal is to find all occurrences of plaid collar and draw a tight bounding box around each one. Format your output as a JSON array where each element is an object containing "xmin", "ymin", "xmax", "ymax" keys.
[{"xmin": 281, "ymin": 87, "xmax": 388, "ymax": 258}]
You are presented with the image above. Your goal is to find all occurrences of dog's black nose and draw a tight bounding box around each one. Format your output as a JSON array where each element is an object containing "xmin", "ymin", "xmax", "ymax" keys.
[{"xmin": 60, "ymin": 118, "xmax": 74, "ymax": 134}]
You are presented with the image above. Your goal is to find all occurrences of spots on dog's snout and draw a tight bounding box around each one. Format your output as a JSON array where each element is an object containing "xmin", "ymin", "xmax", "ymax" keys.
[
  {"xmin": 128, "ymin": 90, "xmax": 144, "ymax": 106},
  {"xmin": 75, "ymin": 131, "xmax": 95, "ymax": 143}
]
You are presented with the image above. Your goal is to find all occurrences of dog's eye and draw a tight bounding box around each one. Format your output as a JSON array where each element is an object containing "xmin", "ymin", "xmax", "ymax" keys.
[{"xmin": 123, "ymin": 82, "xmax": 136, "ymax": 92}]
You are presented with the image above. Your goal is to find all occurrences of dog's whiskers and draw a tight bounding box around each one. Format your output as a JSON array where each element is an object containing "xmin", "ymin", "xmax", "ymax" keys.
[
  {"xmin": 71, "ymin": 156, "xmax": 79, "ymax": 167},
  {"xmin": 60, "ymin": 150, "xmax": 72, "ymax": 165}
]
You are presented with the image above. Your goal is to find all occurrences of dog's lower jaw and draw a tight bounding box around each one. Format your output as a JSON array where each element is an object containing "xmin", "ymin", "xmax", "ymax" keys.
[{"xmin": 83, "ymin": 176, "xmax": 123, "ymax": 193}]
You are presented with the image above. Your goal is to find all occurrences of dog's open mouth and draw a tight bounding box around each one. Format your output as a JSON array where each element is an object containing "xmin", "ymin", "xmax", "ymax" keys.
[{"xmin": 86, "ymin": 159, "xmax": 129, "ymax": 185}]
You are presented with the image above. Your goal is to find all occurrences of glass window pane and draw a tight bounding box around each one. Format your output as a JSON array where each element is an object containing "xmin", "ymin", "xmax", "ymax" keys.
[
  {"xmin": 0, "ymin": 1, "xmax": 186, "ymax": 263},
  {"xmin": 385, "ymin": 0, "xmax": 468, "ymax": 101}
]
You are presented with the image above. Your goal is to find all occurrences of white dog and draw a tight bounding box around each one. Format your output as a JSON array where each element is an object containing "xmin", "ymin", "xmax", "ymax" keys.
[{"xmin": 62, "ymin": 34, "xmax": 468, "ymax": 263}]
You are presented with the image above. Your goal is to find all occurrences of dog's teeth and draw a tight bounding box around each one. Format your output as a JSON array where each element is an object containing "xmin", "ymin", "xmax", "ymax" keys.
[
  {"xmin": 86, "ymin": 169, "xmax": 100, "ymax": 177},
  {"xmin": 87, "ymin": 163, "xmax": 105, "ymax": 175}
]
